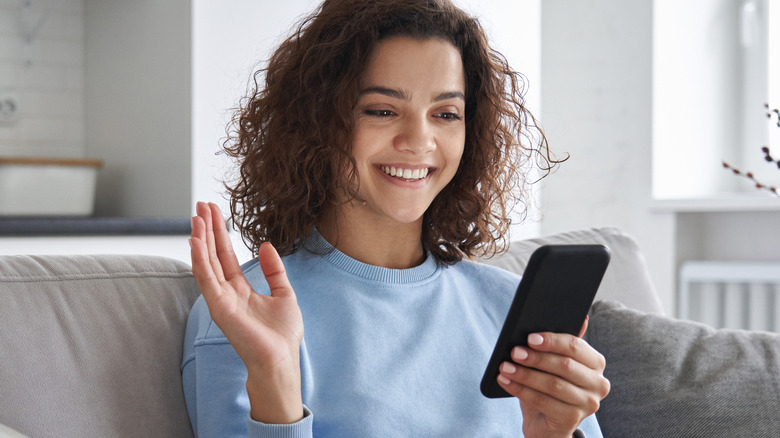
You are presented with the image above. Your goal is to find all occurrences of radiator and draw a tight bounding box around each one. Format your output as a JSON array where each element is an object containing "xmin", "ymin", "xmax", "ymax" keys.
[{"xmin": 679, "ymin": 261, "xmax": 780, "ymax": 332}]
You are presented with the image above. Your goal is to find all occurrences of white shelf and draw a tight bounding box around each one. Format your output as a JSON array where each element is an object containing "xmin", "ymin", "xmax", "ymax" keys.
[{"xmin": 650, "ymin": 193, "xmax": 780, "ymax": 212}]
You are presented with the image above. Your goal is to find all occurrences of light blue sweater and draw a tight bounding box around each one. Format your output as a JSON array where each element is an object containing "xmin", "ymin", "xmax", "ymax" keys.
[{"xmin": 182, "ymin": 231, "xmax": 603, "ymax": 437}]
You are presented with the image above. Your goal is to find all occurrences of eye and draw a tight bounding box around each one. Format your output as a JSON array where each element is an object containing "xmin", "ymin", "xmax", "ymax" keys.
[
  {"xmin": 435, "ymin": 112, "xmax": 463, "ymax": 121},
  {"xmin": 363, "ymin": 109, "xmax": 396, "ymax": 118}
]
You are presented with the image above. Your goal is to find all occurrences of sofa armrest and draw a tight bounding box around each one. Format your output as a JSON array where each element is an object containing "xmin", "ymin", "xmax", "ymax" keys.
[{"xmin": 0, "ymin": 254, "xmax": 199, "ymax": 438}]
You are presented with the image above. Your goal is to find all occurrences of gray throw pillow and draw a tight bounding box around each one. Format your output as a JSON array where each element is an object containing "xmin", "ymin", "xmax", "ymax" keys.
[{"xmin": 587, "ymin": 300, "xmax": 780, "ymax": 437}]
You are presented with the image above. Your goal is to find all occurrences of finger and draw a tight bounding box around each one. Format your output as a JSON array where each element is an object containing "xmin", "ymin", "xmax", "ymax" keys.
[
  {"xmin": 196, "ymin": 201, "xmax": 226, "ymax": 282},
  {"xmin": 498, "ymin": 360, "xmax": 598, "ymax": 410},
  {"xmin": 496, "ymin": 373, "xmax": 584, "ymax": 429},
  {"xmin": 190, "ymin": 220, "xmax": 225, "ymax": 302},
  {"xmin": 257, "ymin": 242, "xmax": 296, "ymax": 299},
  {"xmin": 207, "ymin": 202, "xmax": 245, "ymax": 283},
  {"xmin": 526, "ymin": 332, "xmax": 606, "ymax": 371},
  {"xmin": 505, "ymin": 345, "xmax": 603, "ymax": 396}
]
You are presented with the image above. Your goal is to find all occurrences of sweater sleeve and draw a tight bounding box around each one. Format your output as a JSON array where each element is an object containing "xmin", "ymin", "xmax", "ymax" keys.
[
  {"xmin": 182, "ymin": 298, "xmax": 313, "ymax": 437},
  {"xmin": 247, "ymin": 407, "xmax": 314, "ymax": 438}
]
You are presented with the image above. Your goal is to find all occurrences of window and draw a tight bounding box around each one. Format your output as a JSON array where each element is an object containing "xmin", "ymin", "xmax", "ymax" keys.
[{"xmin": 653, "ymin": 0, "xmax": 779, "ymax": 201}]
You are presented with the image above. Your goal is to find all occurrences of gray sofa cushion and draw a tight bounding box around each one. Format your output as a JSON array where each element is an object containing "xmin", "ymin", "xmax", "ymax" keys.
[
  {"xmin": 587, "ymin": 300, "xmax": 780, "ymax": 437},
  {"xmin": 484, "ymin": 227, "xmax": 664, "ymax": 314},
  {"xmin": 0, "ymin": 255, "xmax": 199, "ymax": 438}
]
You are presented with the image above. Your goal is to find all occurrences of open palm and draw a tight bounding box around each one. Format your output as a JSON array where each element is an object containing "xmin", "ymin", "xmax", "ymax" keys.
[{"xmin": 190, "ymin": 202, "xmax": 304, "ymax": 424}]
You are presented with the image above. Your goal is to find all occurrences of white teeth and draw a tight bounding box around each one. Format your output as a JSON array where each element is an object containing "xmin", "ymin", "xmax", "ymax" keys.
[{"xmin": 380, "ymin": 166, "xmax": 429, "ymax": 180}]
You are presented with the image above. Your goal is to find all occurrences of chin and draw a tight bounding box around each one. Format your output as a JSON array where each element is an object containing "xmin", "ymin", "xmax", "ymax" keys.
[{"xmin": 383, "ymin": 208, "xmax": 428, "ymax": 225}]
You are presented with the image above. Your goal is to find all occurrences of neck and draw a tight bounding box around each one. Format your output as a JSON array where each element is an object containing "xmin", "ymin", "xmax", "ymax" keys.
[{"xmin": 318, "ymin": 206, "xmax": 426, "ymax": 269}]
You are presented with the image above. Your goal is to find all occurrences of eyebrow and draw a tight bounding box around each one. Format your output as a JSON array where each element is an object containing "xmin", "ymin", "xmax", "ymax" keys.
[{"xmin": 360, "ymin": 86, "xmax": 465, "ymax": 102}]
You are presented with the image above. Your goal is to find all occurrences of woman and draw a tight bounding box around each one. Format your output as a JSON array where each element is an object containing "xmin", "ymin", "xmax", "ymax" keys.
[{"xmin": 182, "ymin": 0, "xmax": 610, "ymax": 436}]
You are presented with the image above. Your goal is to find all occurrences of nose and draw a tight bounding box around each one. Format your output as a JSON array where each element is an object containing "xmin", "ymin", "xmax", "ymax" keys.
[{"xmin": 393, "ymin": 115, "xmax": 435, "ymax": 154}]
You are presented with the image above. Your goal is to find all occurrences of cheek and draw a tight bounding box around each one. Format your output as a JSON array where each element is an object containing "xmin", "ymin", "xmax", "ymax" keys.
[
  {"xmin": 441, "ymin": 134, "xmax": 466, "ymax": 186},
  {"xmin": 350, "ymin": 127, "xmax": 378, "ymax": 163},
  {"xmin": 445, "ymin": 134, "xmax": 466, "ymax": 170}
]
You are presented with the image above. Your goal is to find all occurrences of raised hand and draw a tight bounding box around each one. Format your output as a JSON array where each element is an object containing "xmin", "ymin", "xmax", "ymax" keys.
[
  {"xmin": 190, "ymin": 202, "xmax": 305, "ymax": 424},
  {"xmin": 497, "ymin": 320, "xmax": 610, "ymax": 438}
]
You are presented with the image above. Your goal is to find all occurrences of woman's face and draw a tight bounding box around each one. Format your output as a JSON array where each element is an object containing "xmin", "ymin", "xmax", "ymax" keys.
[{"xmin": 345, "ymin": 36, "xmax": 466, "ymax": 227}]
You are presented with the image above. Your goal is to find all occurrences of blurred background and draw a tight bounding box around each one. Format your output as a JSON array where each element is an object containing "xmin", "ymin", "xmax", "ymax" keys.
[{"xmin": 0, "ymin": 0, "xmax": 779, "ymax": 323}]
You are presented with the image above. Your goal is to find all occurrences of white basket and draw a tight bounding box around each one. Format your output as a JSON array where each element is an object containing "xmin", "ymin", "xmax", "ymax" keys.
[{"xmin": 0, "ymin": 157, "xmax": 103, "ymax": 216}]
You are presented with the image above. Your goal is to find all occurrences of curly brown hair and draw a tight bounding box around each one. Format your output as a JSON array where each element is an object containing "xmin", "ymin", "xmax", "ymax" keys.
[{"xmin": 224, "ymin": 0, "xmax": 561, "ymax": 264}]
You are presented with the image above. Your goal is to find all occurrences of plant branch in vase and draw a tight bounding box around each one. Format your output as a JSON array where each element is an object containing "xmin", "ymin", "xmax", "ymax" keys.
[{"xmin": 722, "ymin": 104, "xmax": 780, "ymax": 198}]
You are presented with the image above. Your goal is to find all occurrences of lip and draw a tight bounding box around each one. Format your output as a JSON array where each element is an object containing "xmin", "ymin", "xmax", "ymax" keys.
[{"xmin": 379, "ymin": 163, "xmax": 432, "ymax": 170}]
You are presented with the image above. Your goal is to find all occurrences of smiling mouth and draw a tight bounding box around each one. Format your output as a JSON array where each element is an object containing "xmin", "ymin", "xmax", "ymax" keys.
[{"xmin": 379, "ymin": 165, "xmax": 431, "ymax": 181}]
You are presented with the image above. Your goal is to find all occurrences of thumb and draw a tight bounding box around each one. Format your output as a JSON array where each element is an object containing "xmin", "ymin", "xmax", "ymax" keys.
[{"xmin": 257, "ymin": 242, "xmax": 296, "ymax": 299}]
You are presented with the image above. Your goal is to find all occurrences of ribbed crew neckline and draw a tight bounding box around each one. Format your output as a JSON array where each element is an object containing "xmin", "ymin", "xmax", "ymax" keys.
[{"xmin": 304, "ymin": 229, "xmax": 440, "ymax": 284}]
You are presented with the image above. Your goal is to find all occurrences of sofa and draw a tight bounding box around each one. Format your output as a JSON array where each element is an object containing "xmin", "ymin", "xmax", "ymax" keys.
[{"xmin": 1, "ymin": 227, "xmax": 778, "ymax": 437}]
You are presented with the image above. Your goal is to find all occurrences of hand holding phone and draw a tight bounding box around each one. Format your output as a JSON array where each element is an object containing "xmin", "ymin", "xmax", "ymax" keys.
[{"xmin": 480, "ymin": 244, "xmax": 610, "ymax": 399}]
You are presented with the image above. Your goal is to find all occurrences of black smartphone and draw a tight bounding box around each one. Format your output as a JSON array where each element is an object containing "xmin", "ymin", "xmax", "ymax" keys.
[{"xmin": 480, "ymin": 244, "xmax": 611, "ymax": 398}]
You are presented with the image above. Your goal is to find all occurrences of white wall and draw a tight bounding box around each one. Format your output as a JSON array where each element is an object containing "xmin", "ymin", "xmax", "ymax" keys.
[
  {"xmin": 191, "ymin": 0, "xmax": 319, "ymax": 226},
  {"xmin": 653, "ymin": 0, "xmax": 742, "ymax": 198},
  {"xmin": 85, "ymin": 0, "xmax": 192, "ymax": 218},
  {"xmin": 192, "ymin": 0, "xmax": 321, "ymax": 264},
  {"xmin": 539, "ymin": 0, "xmax": 780, "ymax": 316},
  {"xmin": 677, "ymin": 211, "xmax": 780, "ymax": 263},
  {"xmin": 459, "ymin": 0, "xmax": 542, "ymax": 241},
  {"xmin": 0, "ymin": 0, "xmax": 85, "ymax": 158},
  {"xmin": 539, "ymin": 0, "xmax": 677, "ymax": 313}
]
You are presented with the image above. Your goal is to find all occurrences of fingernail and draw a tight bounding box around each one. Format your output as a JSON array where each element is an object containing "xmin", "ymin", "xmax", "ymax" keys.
[
  {"xmin": 528, "ymin": 333, "xmax": 544, "ymax": 346},
  {"xmin": 512, "ymin": 347, "xmax": 528, "ymax": 361},
  {"xmin": 497, "ymin": 375, "xmax": 511, "ymax": 385},
  {"xmin": 501, "ymin": 362, "xmax": 517, "ymax": 374}
]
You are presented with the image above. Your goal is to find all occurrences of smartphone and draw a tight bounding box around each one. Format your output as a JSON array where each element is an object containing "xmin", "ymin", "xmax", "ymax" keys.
[{"xmin": 480, "ymin": 244, "xmax": 611, "ymax": 398}]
